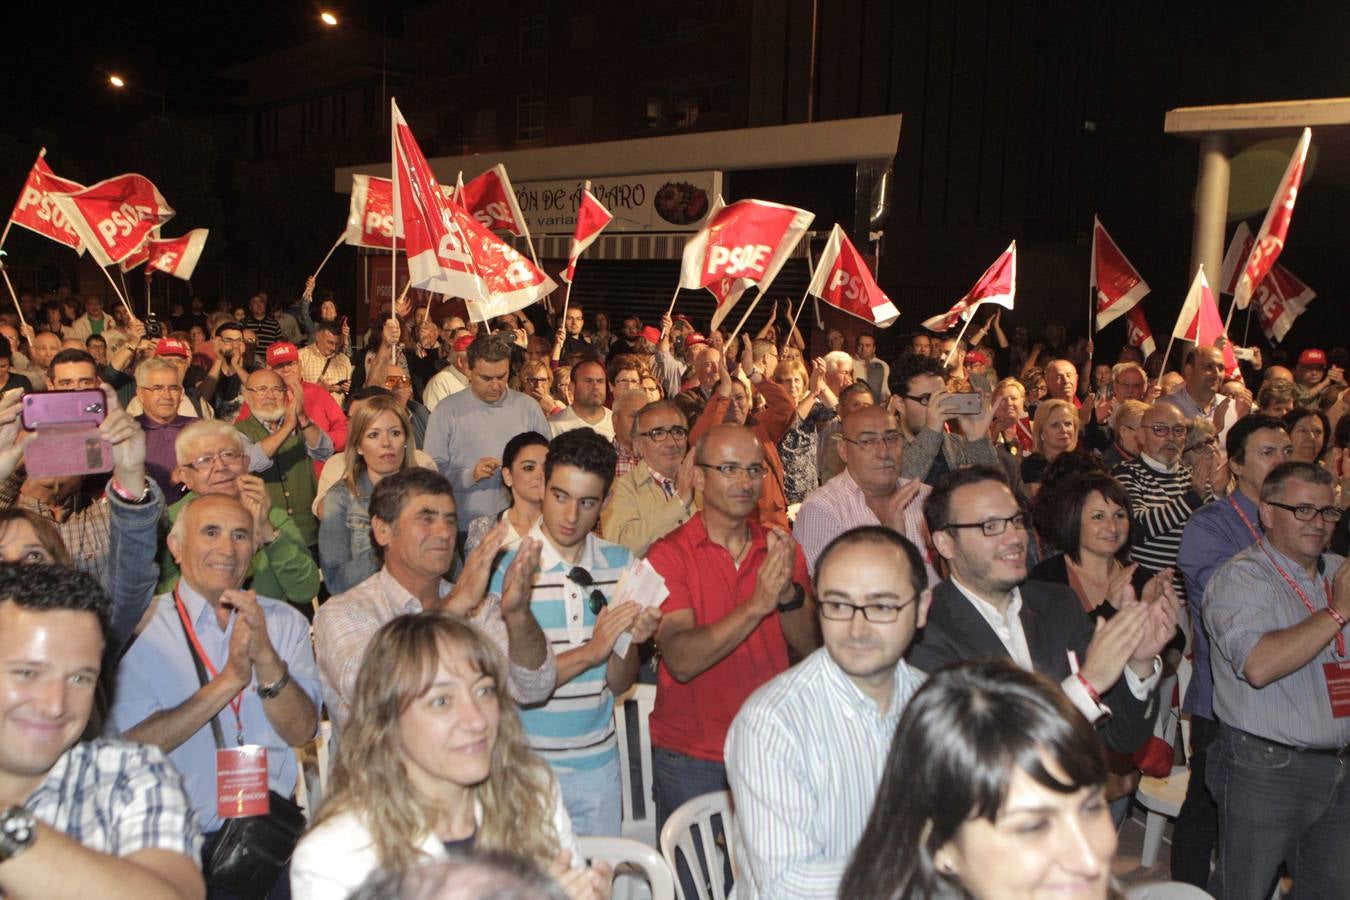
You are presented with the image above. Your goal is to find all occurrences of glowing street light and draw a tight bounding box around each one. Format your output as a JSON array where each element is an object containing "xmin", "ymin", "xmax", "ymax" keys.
[
  {"xmin": 320, "ymin": 11, "xmax": 338, "ymax": 26},
  {"xmin": 108, "ymin": 74, "xmax": 126, "ymax": 88}
]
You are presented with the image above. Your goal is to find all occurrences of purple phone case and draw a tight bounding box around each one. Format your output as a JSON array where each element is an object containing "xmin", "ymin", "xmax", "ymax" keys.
[{"xmin": 23, "ymin": 425, "xmax": 113, "ymax": 478}]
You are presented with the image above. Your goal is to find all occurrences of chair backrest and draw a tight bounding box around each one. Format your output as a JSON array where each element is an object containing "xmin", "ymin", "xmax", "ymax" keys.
[
  {"xmin": 614, "ymin": 684, "xmax": 657, "ymax": 844},
  {"xmin": 293, "ymin": 719, "xmax": 333, "ymax": 821},
  {"xmin": 1125, "ymin": 880, "xmax": 1214, "ymax": 900},
  {"xmin": 578, "ymin": 835, "xmax": 676, "ymax": 900},
  {"xmin": 659, "ymin": 790, "xmax": 736, "ymax": 900}
]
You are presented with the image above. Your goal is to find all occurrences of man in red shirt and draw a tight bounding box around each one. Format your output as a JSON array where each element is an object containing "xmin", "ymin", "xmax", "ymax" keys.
[
  {"xmin": 238, "ymin": 342, "xmax": 349, "ymax": 462},
  {"xmin": 646, "ymin": 423, "xmax": 819, "ymax": 837}
]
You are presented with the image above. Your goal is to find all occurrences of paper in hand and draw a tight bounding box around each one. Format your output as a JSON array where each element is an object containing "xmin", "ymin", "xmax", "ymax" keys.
[{"xmin": 610, "ymin": 558, "xmax": 669, "ymax": 659}]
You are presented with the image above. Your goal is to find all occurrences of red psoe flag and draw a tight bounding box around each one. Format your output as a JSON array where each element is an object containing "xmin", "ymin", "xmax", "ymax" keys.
[
  {"xmin": 1233, "ymin": 128, "xmax": 1310, "ymax": 310},
  {"xmin": 805, "ymin": 224, "xmax": 899, "ymax": 327},
  {"xmin": 1253, "ymin": 264, "xmax": 1315, "ymax": 344},
  {"xmin": 459, "ymin": 164, "xmax": 531, "ymax": 237},
  {"xmin": 346, "ymin": 174, "xmax": 399, "ymax": 250},
  {"xmin": 391, "ymin": 100, "xmax": 486, "ymax": 300},
  {"xmin": 1091, "ymin": 217, "xmax": 1150, "ymax": 330},
  {"xmin": 49, "ymin": 174, "xmax": 174, "ymax": 266},
  {"xmin": 451, "ymin": 202, "xmax": 557, "ymax": 323},
  {"xmin": 147, "ymin": 229, "xmax": 209, "ymax": 280},
  {"xmin": 921, "ymin": 241, "xmax": 1017, "ymax": 332},
  {"xmin": 7, "ymin": 152, "xmax": 86, "ymax": 254},
  {"xmin": 678, "ymin": 197, "xmax": 814, "ymax": 330},
  {"xmin": 119, "ymin": 235, "xmax": 153, "ymax": 273},
  {"xmin": 1125, "ymin": 306, "xmax": 1157, "ymax": 359},
  {"xmin": 1218, "ymin": 222, "xmax": 1254, "ymax": 295},
  {"xmin": 1173, "ymin": 267, "xmax": 1239, "ymax": 375},
  {"xmin": 562, "ymin": 186, "xmax": 613, "ymax": 283}
]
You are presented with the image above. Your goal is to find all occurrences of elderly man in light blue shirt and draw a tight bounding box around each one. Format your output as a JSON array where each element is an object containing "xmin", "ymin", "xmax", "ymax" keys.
[
  {"xmin": 424, "ymin": 332, "xmax": 550, "ymax": 539},
  {"xmin": 726, "ymin": 526, "xmax": 930, "ymax": 900}
]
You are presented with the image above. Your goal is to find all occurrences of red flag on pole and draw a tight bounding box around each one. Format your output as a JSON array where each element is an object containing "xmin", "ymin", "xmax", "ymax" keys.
[
  {"xmin": 1125, "ymin": 306, "xmax": 1157, "ymax": 359},
  {"xmin": 459, "ymin": 164, "xmax": 531, "ymax": 237},
  {"xmin": 805, "ymin": 223, "xmax": 899, "ymax": 327},
  {"xmin": 1218, "ymin": 222, "xmax": 1254, "ymax": 295},
  {"xmin": 1253, "ymin": 263, "xmax": 1315, "ymax": 344},
  {"xmin": 49, "ymin": 174, "xmax": 174, "ymax": 267},
  {"xmin": 391, "ymin": 100, "xmax": 486, "ymax": 300},
  {"xmin": 345, "ymin": 174, "xmax": 398, "ymax": 250},
  {"xmin": 119, "ymin": 235, "xmax": 154, "ymax": 273},
  {"xmin": 562, "ymin": 185, "xmax": 613, "ymax": 283},
  {"xmin": 921, "ymin": 241, "xmax": 1017, "ymax": 332},
  {"xmin": 678, "ymin": 197, "xmax": 814, "ymax": 331},
  {"xmin": 1173, "ymin": 268, "xmax": 1239, "ymax": 375},
  {"xmin": 451, "ymin": 202, "xmax": 557, "ymax": 323},
  {"xmin": 1233, "ymin": 128, "xmax": 1311, "ymax": 310},
  {"xmin": 7, "ymin": 152, "xmax": 86, "ymax": 254},
  {"xmin": 1090, "ymin": 217, "xmax": 1150, "ymax": 330},
  {"xmin": 147, "ymin": 229, "xmax": 209, "ymax": 280}
]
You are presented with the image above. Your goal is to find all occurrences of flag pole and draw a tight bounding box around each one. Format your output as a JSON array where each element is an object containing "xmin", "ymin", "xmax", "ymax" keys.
[
  {"xmin": 0, "ymin": 266, "xmax": 28, "ymax": 329},
  {"xmin": 789, "ymin": 290, "xmax": 810, "ymax": 338},
  {"xmin": 1159, "ymin": 333, "xmax": 1178, "ymax": 377},
  {"xmin": 664, "ymin": 283, "xmax": 681, "ymax": 317},
  {"xmin": 312, "ymin": 230, "xmax": 348, "ymax": 281},
  {"xmin": 117, "ymin": 267, "xmax": 133, "ymax": 316},
  {"xmin": 97, "ymin": 265, "xmax": 135, "ymax": 321},
  {"xmin": 1241, "ymin": 305, "xmax": 1254, "ymax": 345},
  {"xmin": 944, "ymin": 313, "xmax": 977, "ymax": 369},
  {"xmin": 727, "ymin": 291, "xmax": 767, "ymax": 346},
  {"xmin": 389, "ymin": 97, "xmax": 398, "ymax": 366},
  {"xmin": 144, "ymin": 270, "xmax": 153, "ymax": 320}
]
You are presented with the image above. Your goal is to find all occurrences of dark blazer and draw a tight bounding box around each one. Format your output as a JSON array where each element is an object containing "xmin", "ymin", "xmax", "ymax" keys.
[{"xmin": 908, "ymin": 578, "xmax": 1158, "ymax": 753}]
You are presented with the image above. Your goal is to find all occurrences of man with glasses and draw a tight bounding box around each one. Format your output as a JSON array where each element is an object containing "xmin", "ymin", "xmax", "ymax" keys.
[
  {"xmin": 154, "ymin": 420, "xmax": 320, "ymax": 607},
  {"xmin": 910, "ymin": 466, "xmax": 1171, "ymax": 754},
  {"xmin": 488, "ymin": 429, "xmax": 661, "ymax": 836},
  {"xmin": 1202, "ymin": 461, "xmax": 1350, "ymax": 900},
  {"xmin": 1117, "ymin": 402, "xmax": 1226, "ymax": 584},
  {"xmin": 602, "ymin": 400, "xmax": 696, "ymax": 556},
  {"xmin": 133, "ymin": 358, "xmax": 194, "ymax": 502},
  {"xmin": 549, "ymin": 359, "xmax": 614, "ymax": 439},
  {"xmin": 888, "ymin": 353, "xmax": 999, "ymax": 486},
  {"xmin": 199, "ymin": 322, "xmax": 247, "ymax": 420},
  {"xmin": 726, "ymin": 526, "xmax": 929, "ymax": 899},
  {"xmin": 238, "ymin": 342, "xmax": 347, "ymax": 461},
  {"xmin": 794, "ymin": 405, "xmax": 935, "ymax": 584},
  {"xmin": 646, "ymin": 424, "xmax": 819, "ymax": 838}
]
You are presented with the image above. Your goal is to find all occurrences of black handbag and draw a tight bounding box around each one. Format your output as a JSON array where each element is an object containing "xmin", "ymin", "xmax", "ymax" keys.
[{"xmin": 177, "ymin": 613, "xmax": 306, "ymax": 898}]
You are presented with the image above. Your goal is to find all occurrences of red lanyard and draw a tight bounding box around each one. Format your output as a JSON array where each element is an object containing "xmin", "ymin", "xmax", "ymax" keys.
[
  {"xmin": 174, "ymin": 589, "xmax": 246, "ymax": 745},
  {"xmin": 1229, "ymin": 495, "xmax": 1261, "ymax": 542},
  {"xmin": 1255, "ymin": 541, "xmax": 1345, "ymax": 657}
]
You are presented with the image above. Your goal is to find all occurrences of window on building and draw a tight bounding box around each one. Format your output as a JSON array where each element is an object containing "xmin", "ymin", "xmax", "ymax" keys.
[
  {"xmin": 568, "ymin": 95, "xmax": 593, "ymax": 131},
  {"xmin": 472, "ymin": 108, "xmax": 497, "ymax": 141},
  {"xmin": 516, "ymin": 92, "xmax": 544, "ymax": 141},
  {"xmin": 520, "ymin": 13, "xmax": 546, "ymax": 65},
  {"xmin": 476, "ymin": 34, "xmax": 499, "ymax": 67}
]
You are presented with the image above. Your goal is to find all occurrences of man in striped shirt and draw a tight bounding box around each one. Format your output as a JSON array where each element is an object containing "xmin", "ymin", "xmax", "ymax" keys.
[{"xmin": 490, "ymin": 429, "xmax": 661, "ymax": 837}]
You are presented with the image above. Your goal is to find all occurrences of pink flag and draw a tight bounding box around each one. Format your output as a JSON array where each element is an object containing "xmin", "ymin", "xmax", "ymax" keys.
[
  {"xmin": 391, "ymin": 100, "xmax": 486, "ymax": 300},
  {"xmin": 1218, "ymin": 222, "xmax": 1254, "ymax": 295},
  {"xmin": 7, "ymin": 152, "xmax": 86, "ymax": 254},
  {"xmin": 1091, "ymin": 217, "xmax": 1150, "ymax": 330},
  {"xmin": 459, "ymin": 164, "xmax": 531, "ymax": 237},
  {"xmin": 49, "ymin": 173, "xmax": 174, "ymax": 266},
  {"xmin": 1253, "ymin": 264, "xmax": 1315, "ymax": 344},
  {"xmin": 678, "ymin": 197, "xmax": 814, "ymax": 330},
  {"xmin": 147, "ymin": 229, "xmax": 209, "ymax": 280},
  {"xmin": 1233, "ymin": 128, "xmax": 1310, "ymax": 310},
  {"xmin": 1173, "ymin": 268, "xmax": 1238, "ymax": 375},
  {"xmin": 1125, "ymin": 306, "xmax": 1157, "ymax": 359},
  {"xmin": 562, "ymin": 185, "xmax": 613, "ymax": 283},
  {"xmin": 345, "ymin": 174, "xmax": 398, "ymax": 250},
  {"xmin": 805, "ymin": 224, "xmax": 899, "ymax": 327},
  {"xmin": 921, "ymin": 241, "xmax": 1017, "ymax": 332}
]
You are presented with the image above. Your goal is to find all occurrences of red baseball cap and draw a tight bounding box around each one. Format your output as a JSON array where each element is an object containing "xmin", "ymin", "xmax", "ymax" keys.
[
  {"xmin": 966, "ymin": 349, "xmax": 990, "ymax": 366},
  {"xmin": 684, "ymin": 333, "xmax": 708, "ymax": 348},
  {"xmin": 1298, "ymin": 348, "xmax": 1327, "ymax": 367},
  {"xmin": 452, "ymin": 334, "xmax": 475, "ymax": 353},
  {"xmin": 154, "ymin": 337, "xmax": 191, "ymax": 359},
  {"xmin": 639, "ymin": 325, "xmax": 662, "ymax": 345},
  {"xmin": 266, "ymin": 342, "xmax": 299, "ymax": 367}
]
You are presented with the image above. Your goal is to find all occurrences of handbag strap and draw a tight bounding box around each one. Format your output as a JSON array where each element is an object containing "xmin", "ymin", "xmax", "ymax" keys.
[{"xmin": 175, "ymin": 606, "xmax": 227, "ymax": 751}]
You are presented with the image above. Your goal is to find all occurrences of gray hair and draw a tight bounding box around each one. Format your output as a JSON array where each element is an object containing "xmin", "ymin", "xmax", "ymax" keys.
[
  {"xmin": 134, "ymin": 356, "xmax": 182, "ymax": 388},
  {"xmin": 1261, "ymin": 460, "xmax": 1334, "ymax": 503},
  {"xmin": 175, "ymin": 419, "xmax": 246, "ymax": 465}
]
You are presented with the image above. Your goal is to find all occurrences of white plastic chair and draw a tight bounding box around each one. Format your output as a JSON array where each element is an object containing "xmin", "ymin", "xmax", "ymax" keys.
[
  {"xmin": 659, "ymin": 790, "xmax": 737, "ymax": 900},
  {"xmin": 614, "ymin": 684, "xmax": 657, "ymax": 845},
  {"xmin": 293, "ymin": 720, "xmax": 333, "ymax": 821},
  {"xmin": 1125, "ymin": 881, "xmax": 1213, "ymax": 900},
  {"xmin": 1134, "ymin": 674, "xmax": 1185, "ymax": 866},
  {"xmin": 578, "ymin": 835, "xmax": 676, "ymax": 900}
]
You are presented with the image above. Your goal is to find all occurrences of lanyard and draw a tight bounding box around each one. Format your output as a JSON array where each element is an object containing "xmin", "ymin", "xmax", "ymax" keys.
[
  {"xmin": 1228, "ymin": 495, "xmax": 1261, "ymax": 542},
  {"xmin": 1255, "ymin": 541, "xmax": 1345, "ymax": 657},
  {"xmin": 174, "ymin": 588, "xmax": 246, "ymax": 745}
]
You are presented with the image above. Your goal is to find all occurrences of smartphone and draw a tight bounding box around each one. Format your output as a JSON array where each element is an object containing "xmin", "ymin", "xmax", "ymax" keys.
[
  {"xmin": 944, "ymin": 392, "xmax": 984, "ymax": 416},
  {"xmin": 20, "ymin": 390, "xmax": 113, "ymax": 478}
]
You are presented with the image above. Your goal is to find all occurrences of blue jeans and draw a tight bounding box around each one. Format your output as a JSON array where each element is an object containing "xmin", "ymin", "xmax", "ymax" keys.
[
  {"xmin": 1207, "ymin": 724, "xmax": 1350, "ymax": 900},
  {"xmin": 554, "ymin": 755, "xmax": 623, "ymax": 838},
  {"xmin": 653, "ymin": 747, "xmax": 731, "ymax": 899}
]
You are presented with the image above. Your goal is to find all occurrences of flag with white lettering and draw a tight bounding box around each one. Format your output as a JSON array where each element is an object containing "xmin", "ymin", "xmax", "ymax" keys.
[
  {"xmin": 391, "ymin": 99, "xmax": 486, "ymax": 300},
  {"xmin": 805, "ymin": 223, "xmax": 899, "ymax": 327},
  {"xmin": 1091, "ymin": 217, "xmax": 1150, "ymax": 330},
  {"xmin": 1233, "ymin": 127, "xmax": 1310, "ymax": 310},
  {"xmin": 119, "ymin": 234, "xmax": 153, "ymax": 273},
  {"xmin": 460, "ymin": 164, "xmax": 531, "ymax": 237},
  {"xmin": 452, "ymin": 202, "xmax": 557, "ymax": 323},
  {"xmin": 1218, "ymin": 221, "xmax": 1254, "ymax": 295},
  {"xmin": 1173, "ymin": 268, "xmax": 1238, "ymax": 375},
  {"xmin": 678, "ymin": 197, "xmax": 814, "ymax": 330},
  {"xmin": 147, "ymin": 229, "xmax": 209, "ymax": 280},
  {"xmin": 562, "ymin": 186, "xmax": 613, "ymax": 283},
  {"xmin": 1125, "ymin": 306, "xmax": 1157, "ymax": 359},
  {"xmin": 346, "ymin": 174, "xmax": 399, "ymax": 250},
  {"xmin": 49, "ymin": 174, "xmax": 174, "ymax": 267},
  {"xmin": 1253, "ymin": 263, "xmax": 1315, "ymax": 344},
  {"xmin": 7, "ymin": 152, "xmax": 86, "ymax": 255},
  {"xmin": 922, "ymin": 241, "xmax": 1017, "ymax": 332}
]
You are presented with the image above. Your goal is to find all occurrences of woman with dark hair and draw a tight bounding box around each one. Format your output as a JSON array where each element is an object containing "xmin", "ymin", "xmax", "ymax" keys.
[
  {"xmin": 464, "ymin": 431, "xmax": 550, "ymax": 554},
  {"xmin": 1285, "ymin": 407, "xmax": 1330, "ymax": 463},
  {"xmin": 839, "ymin": 658, "xmax": 1121, "ymax": 900}
]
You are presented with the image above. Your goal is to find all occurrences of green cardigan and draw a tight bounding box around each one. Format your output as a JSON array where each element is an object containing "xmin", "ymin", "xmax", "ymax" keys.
[{"xmin": 235, "ymin": 416, "xmax": 321, "ymax": 547}]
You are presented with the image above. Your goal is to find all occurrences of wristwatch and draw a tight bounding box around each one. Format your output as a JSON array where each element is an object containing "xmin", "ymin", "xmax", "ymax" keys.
[
  {"xmin": 0, "ymin": 805, "xmax": 37, "ymax": 862},
  {"xmin": 777, "ymin": 582, "xmax": 807, "ymax": 613},
  {"xmin": 256, "ymin": 663, "xmax": 291, "ymax": 700}
]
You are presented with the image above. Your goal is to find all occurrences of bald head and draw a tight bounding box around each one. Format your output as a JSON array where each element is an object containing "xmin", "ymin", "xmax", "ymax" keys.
[
  {"xmin": 1044, "ymin": 359, "xmax": 1077, "ymax": 402},
  {"xmin": 694, "ymin": 424, "xmax": 765, "ymax": 522}
]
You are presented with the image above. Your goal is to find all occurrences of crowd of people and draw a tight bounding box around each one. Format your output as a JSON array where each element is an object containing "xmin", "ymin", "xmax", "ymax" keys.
[{"xmin": 0, "ymin": 279, "xmax": 1347, "ymax": 900}]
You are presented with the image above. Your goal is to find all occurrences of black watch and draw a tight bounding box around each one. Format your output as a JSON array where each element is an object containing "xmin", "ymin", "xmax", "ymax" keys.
[
  {"xmin": 0, "ymin": 805, "xmax": 37, "ymax": 862},
  {"xmin": 777, "ymin": 582, "xmax": 806, "ymax": 613}
]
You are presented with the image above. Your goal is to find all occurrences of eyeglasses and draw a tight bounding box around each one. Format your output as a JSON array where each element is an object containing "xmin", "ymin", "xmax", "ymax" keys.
[
  {"xmin": 523, "ymin": 376, "xmax": 550, "ymax": 386},
  {"xmin": 1147, "ymin": 424, "xmax": 1189, "ymax": 438},
  {"xmin": 247, "ymin": 386, "xmax": 287, "ymax": 396},
  {"xmin": 1266, "ymin": 501, "xmax": 1343, "ymax": 523},
  {"xmin": 567, "ymin": 566, "xmax": 609, "ymax": 615},
  {"xmin": 696, "ymin": 462, "xmax": 767, "ymax": 480},
  {"xmin": 903, "ymin": 393, "xmax": 934, "ymax": 406},
  {"xmin": 185, "ymin": 449, "xmax": 245, "ymax": 471},
  {"xmin": 819, "ymin": 598, "xmax": 916, "ymax": 623},
  {"xmin": 840, "ymin": 431, "xmax": 903, "ymax": 450},
  {"xmin": 639, "ymin": 425, "xmax": 689, "ymax": 442},
  {"xmin": 139, "ymin": 384, "xmax": 183, "ymax": 395},
  {"xmin": 945, "ymin": 513, "xmax": 1028, "ymax": 537},
  {"xmin": 1184, "ymin": 437, "xmax": 1218, "ymax": 454}
]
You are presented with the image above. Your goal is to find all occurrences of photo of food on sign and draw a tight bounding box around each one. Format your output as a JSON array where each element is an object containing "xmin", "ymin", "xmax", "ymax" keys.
[{"xmin": 654, "ymin": 181, "xmax": 709, "ymax": 225}]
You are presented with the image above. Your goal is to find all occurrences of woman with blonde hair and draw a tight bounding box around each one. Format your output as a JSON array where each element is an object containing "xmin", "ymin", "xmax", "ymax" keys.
[
  {"xmin": 1021, "ymin": 398, "xmax": 1080, "ymax": 497},
  {"xmin": 520, "ymin": 358, "xmax": 567, "ymax": 417},
  {"xmin": 290, "ymin": 613, "xmax": 610, "ymax": 900},
  {"xmin": 772, "ymin": 357, "xmax": 837, "ymax": 504}
]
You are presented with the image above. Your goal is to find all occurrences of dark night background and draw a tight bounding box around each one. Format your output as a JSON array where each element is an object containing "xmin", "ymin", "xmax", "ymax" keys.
[{"xmin": 3, "ymin": 0, "xmax": 1348, "ymax": 361}]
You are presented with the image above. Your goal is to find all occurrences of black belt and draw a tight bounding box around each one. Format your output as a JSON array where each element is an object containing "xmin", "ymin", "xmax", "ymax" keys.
[{"xmin": 1231, "ymin": 725, "xmax": 1350, "ymax": 759}]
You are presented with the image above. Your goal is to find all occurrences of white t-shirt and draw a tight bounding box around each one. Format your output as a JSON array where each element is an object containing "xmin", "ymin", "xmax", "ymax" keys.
[{"xmin": 548, "ymin": 405, "xmax": 615, "ymax": 440}]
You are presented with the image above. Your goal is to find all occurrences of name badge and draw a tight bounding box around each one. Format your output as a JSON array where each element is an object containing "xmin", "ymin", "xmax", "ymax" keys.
[
  {"xmin": 1323, "ymin": 661, "xmax": 1350, "ymax": 719},
  {"xmin": 216, "ymin": 746, "xmax": 270, "ymax": 819}
]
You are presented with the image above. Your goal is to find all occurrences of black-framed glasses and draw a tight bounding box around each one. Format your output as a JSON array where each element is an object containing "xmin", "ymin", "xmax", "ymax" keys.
[
  {"xmin": 639, "ymin": 425, "xmax": 689, "ymax": 442},
  {"xmin": 1147, "ymin": 423, "xmax": 1189, "ymax": 438},
  {"xmin": 568, "ymin": 566, "xmax": 609, "ymax": 614},
  {"xmin": 903, "ymin": 393, "xmax": 934, "ymax": 406},
  {"xmin": 945, "ymin": 513, "xmax": 1028, "ymax": 537},
  {"xmin": 1266, "ymin": 502, "xmax": 1343, "ymax": 523},
  {"xmin": 840, "ymin": 431, "xmax": 903, "ymax": 450},
  {"xmin": 696, "ymin": 462, "xmax": 767, "ymax": 480},
  {"xmin": 819, "ymin": 598, "xmax": 917, "ymax": 623}
]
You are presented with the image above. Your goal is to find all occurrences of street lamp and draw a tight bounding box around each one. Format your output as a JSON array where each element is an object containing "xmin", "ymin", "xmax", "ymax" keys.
[
  {"xmin": 320, "ymin": 11, "xmax": 338, "ymax": 26},
  {"xmin": 105, "ymin": 72, "xmax": 166, "ymax": 117},
  {"xmin": 108, "ymin": 74, "xmax": 126, "ymax": 88}
]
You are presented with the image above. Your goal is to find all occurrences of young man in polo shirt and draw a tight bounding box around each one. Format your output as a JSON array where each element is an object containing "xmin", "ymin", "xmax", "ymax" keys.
[{"xmin": 489, "ymin": 428, "xmax": 661, "ymax": 837}]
